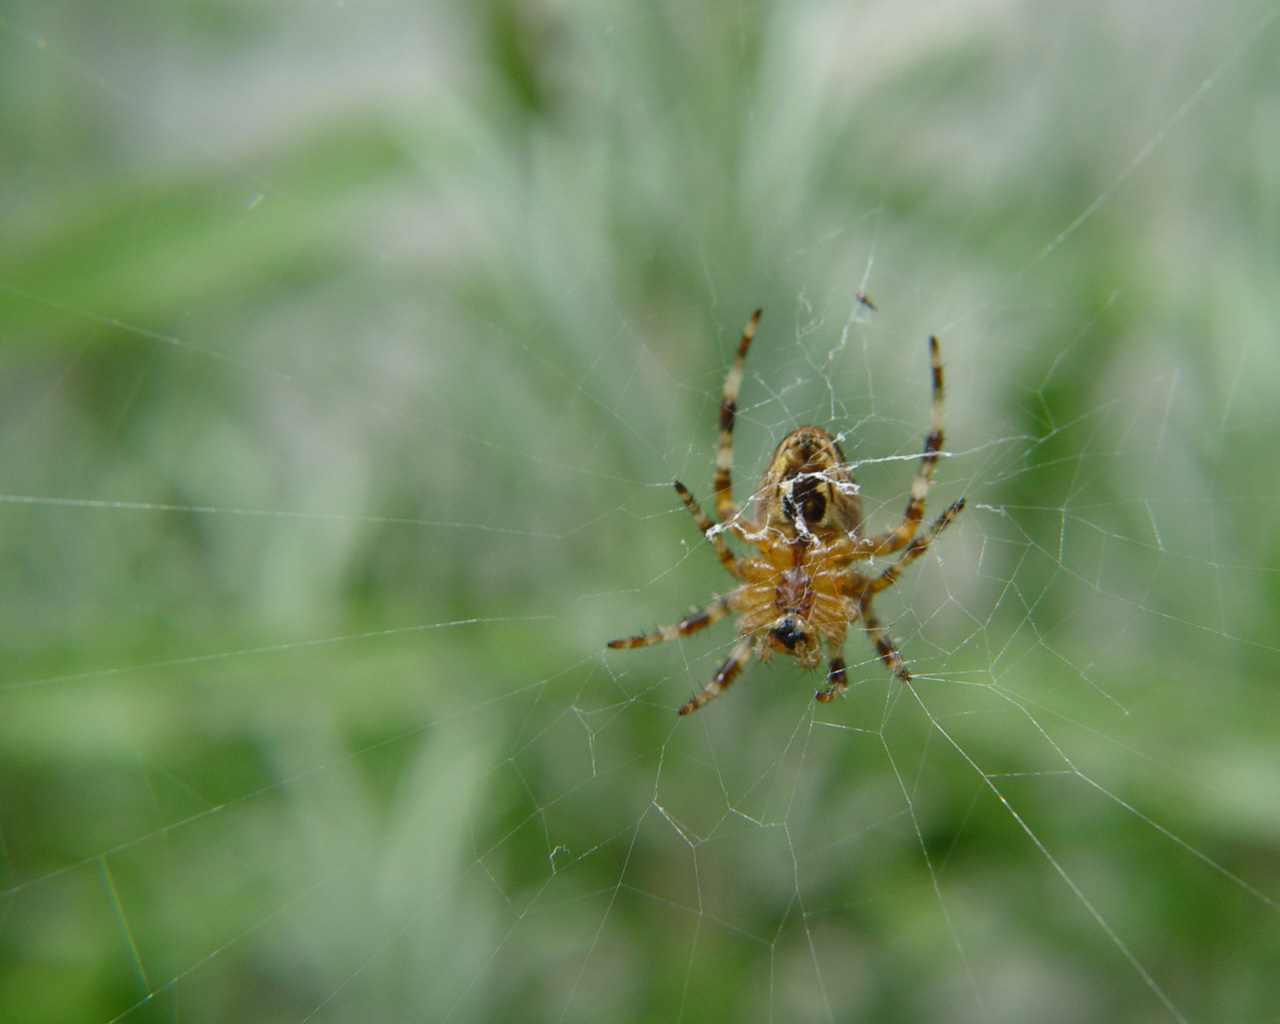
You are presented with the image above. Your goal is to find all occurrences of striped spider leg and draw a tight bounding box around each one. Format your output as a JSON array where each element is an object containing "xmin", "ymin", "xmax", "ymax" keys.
[{"xmin": 608, "ymin": 310, "xmax": 963, "ymax": 714}]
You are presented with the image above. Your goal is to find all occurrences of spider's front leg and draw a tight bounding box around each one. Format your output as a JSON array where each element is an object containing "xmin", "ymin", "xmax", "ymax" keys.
[
  {"xmin": 678, "ymin": 633, "xmax": 756, "ymax": 715},
  {"xmin": 607, "ymin": 593, "xmax": 734, "ymax": 650},
  {"xmin": 859, "ymin": 594, "xmax": 911, "ymax": 684},
  {"xmin": 814, "ymin": 654, "xmax": 848, "ymax": 703}
]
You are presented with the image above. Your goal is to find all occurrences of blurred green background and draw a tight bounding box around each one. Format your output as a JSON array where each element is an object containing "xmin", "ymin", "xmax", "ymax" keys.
[{"xmin": 3, "ymin": 1, "xmax": 1280, "ymax": 1021}]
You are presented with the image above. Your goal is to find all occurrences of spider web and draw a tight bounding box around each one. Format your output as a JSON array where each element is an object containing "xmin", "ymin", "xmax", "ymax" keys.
[{"xmin": 3, "ymin": 1, "xmax": 1280, "ymax": 1022}]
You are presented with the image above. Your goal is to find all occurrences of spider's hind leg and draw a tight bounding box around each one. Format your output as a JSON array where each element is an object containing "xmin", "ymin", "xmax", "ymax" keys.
[
  {"xmin": 870, "ymin": 497, "xmax": 965, "ymax": 596},
  {"xmin": 674, "ymin": 480, "xmax": 741, "ymax": 576},
  {"xmin": 859, "ymin": 334, "xmax": 948, "ymax": 557},
  {"xmin": 713, "ymin": 309, "xmax": 762, "ymax": 525}
]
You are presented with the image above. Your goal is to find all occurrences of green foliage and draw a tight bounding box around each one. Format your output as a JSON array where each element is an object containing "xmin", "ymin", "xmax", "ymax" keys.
[{"xmin": 2, "ymin": 1, "xmax": 1280, "ymax": 1022}]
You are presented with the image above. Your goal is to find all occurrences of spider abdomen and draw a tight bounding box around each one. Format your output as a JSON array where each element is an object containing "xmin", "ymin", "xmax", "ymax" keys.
[{"xmin": 756, "ymin": 427, "xmax": 864, "ymax": 540}]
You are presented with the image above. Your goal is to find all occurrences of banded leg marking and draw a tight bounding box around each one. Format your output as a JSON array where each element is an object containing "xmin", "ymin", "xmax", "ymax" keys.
[
  {"xmin": 870, "ymin": 497, "xmax": 965, "ymax": 595},
  {"xmin": 815, "ymin": 654, "xmax": 848, "ymax": 703},
  {"xmin": 859, "ymin": 596, "xmax": 910, "ymax": 684},
  {"xmin": 713, "ymin": 309, "xmax": 761, "ymax": 525},
  {"xmin": 859, "ymin": 334, "xmax": 947, "ymax": 557},
  {"xmin": 678, "ymin": 634, "xmax": 754, "ymax": 715},
  {"xmin": 674, "ymin": 481, "xmax": 741, "ymax": 577},
  {"xmin": 607, "ymin": 594, "xmax": 733, "ymax": 650}
]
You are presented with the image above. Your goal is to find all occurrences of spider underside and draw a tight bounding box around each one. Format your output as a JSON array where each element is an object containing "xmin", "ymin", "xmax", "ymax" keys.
[{"xmin": 608, "ymin": 309, "xmax": 964, "ymax": 715}]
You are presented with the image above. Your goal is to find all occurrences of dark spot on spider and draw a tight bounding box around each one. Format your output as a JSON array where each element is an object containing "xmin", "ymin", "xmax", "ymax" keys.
[
  {"xmin": 772, "ymin": 618, "xmax": 805, "ymax": 650},
  {"xmin": 783, "ymin": 476, "xmax": 827, "ymax": 526},
  {"xmin": 800, "ymin": 488, "xmax": 826, "ymax": 523}
]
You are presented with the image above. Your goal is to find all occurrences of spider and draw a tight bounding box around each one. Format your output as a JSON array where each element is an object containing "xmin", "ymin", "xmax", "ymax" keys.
[{"xmin": 608, "ymin": 309, "xmax": 965, "ymax": 715}]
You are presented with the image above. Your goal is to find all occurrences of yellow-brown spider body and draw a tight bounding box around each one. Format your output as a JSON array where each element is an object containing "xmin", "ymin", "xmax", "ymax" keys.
[
  {"xmin": 732, "ymin": 427, "xmax": 861, "ymax": 668},
  {"xmin": 608, "ymin": 310, "xmax": 964, "ymax": 715},
  {"xmin": 733, "ymin": 556, "xmax": 854, "ymax": 671},
  {"xmin": 753, "ymin": 426, "xmax": 864, "ymax": 541}
]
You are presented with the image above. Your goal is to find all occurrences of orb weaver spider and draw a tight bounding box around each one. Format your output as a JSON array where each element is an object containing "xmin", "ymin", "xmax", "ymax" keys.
[{"xmin": 608, "ymin": 309, "xmax": 965, "ymax": 715}]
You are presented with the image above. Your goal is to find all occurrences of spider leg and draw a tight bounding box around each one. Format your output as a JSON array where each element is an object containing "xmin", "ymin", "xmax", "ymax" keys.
[
  {"xmin": 857, "ymin": 334, "xmax": 947, "ymax": 557},
  {"xmin": 713, "ymin": 309, "xmax": 761, "ymax": 525},
  {"xmin": 814, "ymin": 653, "xmax": 848, "ymax": 703},
  {"xmin": 678, "ymin": 634, "xmax": 755, "ymax": 715},
  {"xmin": 846, "ymin": 498, "xmax": 962, "ymax": 689},
  {"xmin": 674, "ymin": 481, "xmax": 742, "ymax": 577},
  {"xmin": 607, "ymin": 593, "xmax": 734, "ymax": 650},
  {"xmin": 869, "ymin": 497, "xmax": 965, "ymax": 595},
  {"xmin": 859, "ymin": 594, "xmax": 911, "ymax": 683}
]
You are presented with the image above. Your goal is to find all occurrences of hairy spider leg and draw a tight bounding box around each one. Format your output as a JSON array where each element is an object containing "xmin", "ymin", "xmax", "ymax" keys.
[
  {"xmin": 869, "ymin": 497, "xmax": 966, "ymax": 595},
  {"xmin": 858, "ymin": 594, "xmax": 910, "ymax": 684},
  {"xmin": 816, "ymin": 498, "xmax": 964, "ymax": 702},
  {"xmin": 678, "ymin": 634, "xmax": 755, "ymax": 716},
  {"xmin": 606, "ymin": 593, "xmax": 734, "ymax": 650},
  {"xmin": 673, "ymin": 480, "xmax": 742, "ymax": 577},
  {"xmin": 713, "ymin": 309, "xmax": 761, "ymax": 527},
  {"xmin": 854, "ymin": 334, "xmax": 949, "ymax": 558},
  {"xmin": 814, "ymin": 654, "xmax": 848, "ymax": 703}
]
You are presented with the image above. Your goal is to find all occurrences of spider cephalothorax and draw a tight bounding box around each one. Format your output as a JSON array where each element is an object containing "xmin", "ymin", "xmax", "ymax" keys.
[{"xmin": 608, "ymin": 309, "xmax": 964, "ymax": 715}]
